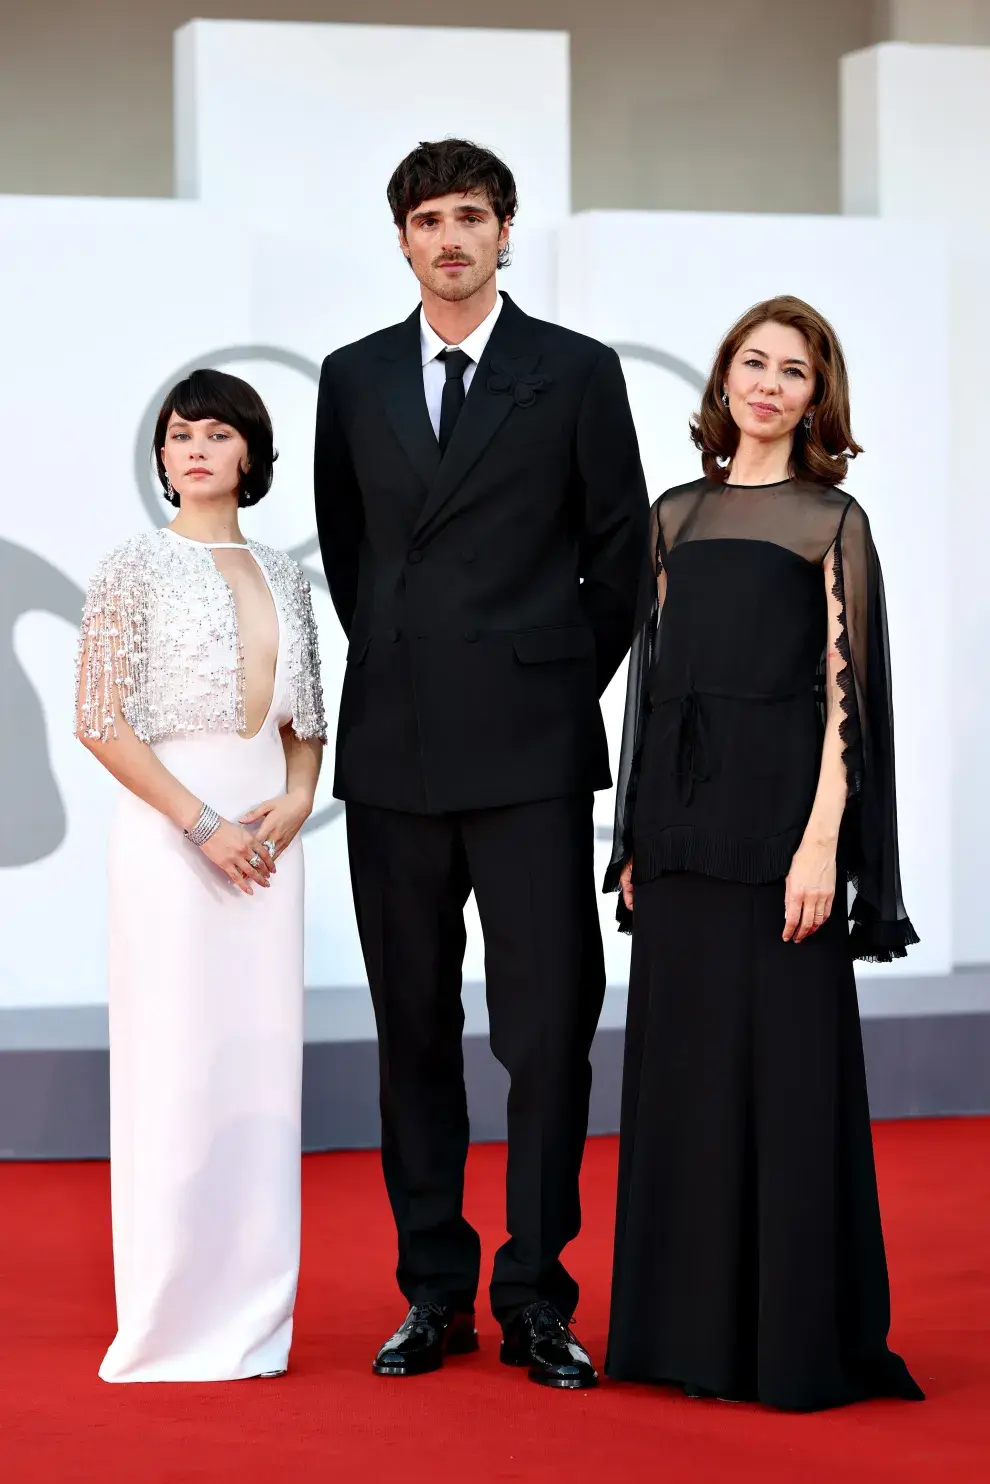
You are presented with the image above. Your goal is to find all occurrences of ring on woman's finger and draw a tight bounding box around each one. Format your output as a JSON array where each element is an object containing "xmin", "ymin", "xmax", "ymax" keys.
[
  {"xmin": 263, "ymin": 838, "xmax": 276, "ymax": 858},
  {"xmin": 248, "ymin": 852, "xmax": 263, "ymax": 869}
]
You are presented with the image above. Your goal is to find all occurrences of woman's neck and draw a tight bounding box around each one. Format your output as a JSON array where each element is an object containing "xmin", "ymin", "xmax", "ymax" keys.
[
  {"xmin": 169, "ymin": 497, "xmax": 245, "ymax": 545},
  {"xmin": 726, "ymin": 432, "xmax": 793, "ymax": 487}
]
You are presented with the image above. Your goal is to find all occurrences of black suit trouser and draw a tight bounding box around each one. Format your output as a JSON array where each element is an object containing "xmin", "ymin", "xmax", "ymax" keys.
[{"xmin": 345, "ymin": 795, "xmax": 605, "ymax": 1323}]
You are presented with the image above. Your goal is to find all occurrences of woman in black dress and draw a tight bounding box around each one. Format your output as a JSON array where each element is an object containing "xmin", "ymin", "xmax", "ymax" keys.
[{"xmin": 605, "ymin": 296, "xmax": 924, "ymax": 1411}]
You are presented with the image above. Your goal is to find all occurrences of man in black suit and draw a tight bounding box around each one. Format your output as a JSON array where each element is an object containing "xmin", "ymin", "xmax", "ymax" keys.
[{"xmin": 315, "ymin": 139, "xmax": 647, "ymax": 1389}]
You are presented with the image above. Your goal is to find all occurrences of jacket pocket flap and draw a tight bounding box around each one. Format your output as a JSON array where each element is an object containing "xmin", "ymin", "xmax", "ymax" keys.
[
  {"xmin": 512, "ymin": 626, "xmax": 594, "ymax": 664},
  {"xmin": 347, "ymin": 634, "xmax": 370, "ymax": 665}
]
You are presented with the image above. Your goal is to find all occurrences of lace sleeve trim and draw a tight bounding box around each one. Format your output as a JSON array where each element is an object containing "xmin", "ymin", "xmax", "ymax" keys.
[
  {"xmin": 832, "ymin": 502, "xmax": 919, "ymax": 963},
  {"xmin": 830, "ymin": 504, "xmax": 864, "ymax": 803}
]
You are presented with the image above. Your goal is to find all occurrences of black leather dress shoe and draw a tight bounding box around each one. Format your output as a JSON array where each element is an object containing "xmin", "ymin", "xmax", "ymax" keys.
[
  {"xmin": 372, "ymin": 1303, "xmax": 478, "ymax": 1377},
  {"xmin": 500, "ymin": 1301, "xmax": 598, "ymax": 1389}
]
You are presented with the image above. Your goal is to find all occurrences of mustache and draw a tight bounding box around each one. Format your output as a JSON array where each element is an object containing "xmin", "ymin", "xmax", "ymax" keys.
[{"xmin": 433, "ymin": 253, "xmax": 474, "ymax": 267}]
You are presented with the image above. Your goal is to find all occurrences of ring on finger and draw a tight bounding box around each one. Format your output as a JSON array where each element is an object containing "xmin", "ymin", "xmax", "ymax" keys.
[
  {"xmin": 248, "ymin": 851, "xmax": 263, "ymax": 869},
  {"xmin": 263, "ymin": 838, "xmax": 277, "ymax": 859}
]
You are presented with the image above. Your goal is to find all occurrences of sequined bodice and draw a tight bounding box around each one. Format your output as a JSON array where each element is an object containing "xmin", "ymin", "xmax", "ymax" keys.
[{"xmin": 76, "ymin": 530, "xmax": 326, "ymax": 745}]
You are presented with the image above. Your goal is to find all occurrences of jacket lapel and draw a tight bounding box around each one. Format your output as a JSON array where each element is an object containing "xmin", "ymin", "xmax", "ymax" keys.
[
  {"xmin": 412, "ymin": 294, "xmax": 542, "ymax": 541},
  {"xmin": 377, "ymin": 308, "xmax": 441, "ymax": 493}
]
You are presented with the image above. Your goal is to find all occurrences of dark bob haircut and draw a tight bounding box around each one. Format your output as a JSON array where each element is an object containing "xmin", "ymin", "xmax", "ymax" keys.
[
  {"xmin": 387, "ymin": 138, "xmax": 517, "ymax": 269},
  {"xmin": 690, "ymin": 295, "xmax": 863, "ymax": 487},
  {"xmin": 154, "ymin": 369, "xmax": 278, "ymax": 508}
]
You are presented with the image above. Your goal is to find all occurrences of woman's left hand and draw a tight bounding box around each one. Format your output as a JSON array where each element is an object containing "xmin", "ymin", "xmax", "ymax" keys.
[
  {"xmin": 783, "ymin": 839, "xmax": 837, "ymax": 943},
  {"xmin": 240, "ymin": 789, "xmax": 314, "ymax": 869}
]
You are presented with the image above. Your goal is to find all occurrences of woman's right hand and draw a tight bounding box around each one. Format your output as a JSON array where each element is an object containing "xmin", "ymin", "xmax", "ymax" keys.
[
  {"xmin": 620, "ymin": 858, "xmax": 634, "ymax": 913},
  {"xmin": 198, "ymin": 818, "xmax": 272, "ymax": 895}
]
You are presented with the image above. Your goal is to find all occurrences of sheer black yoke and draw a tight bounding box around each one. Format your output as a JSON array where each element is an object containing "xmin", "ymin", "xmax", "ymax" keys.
[{"xmin": 604, "ymin": 476, "xmax": 918, "ymax": 963}]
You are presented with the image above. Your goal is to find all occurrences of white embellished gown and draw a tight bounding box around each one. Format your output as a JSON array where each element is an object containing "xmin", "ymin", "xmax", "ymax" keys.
[{"xmin": 76, "ymin": 528, "xmax": 325, "ymax": 1382}]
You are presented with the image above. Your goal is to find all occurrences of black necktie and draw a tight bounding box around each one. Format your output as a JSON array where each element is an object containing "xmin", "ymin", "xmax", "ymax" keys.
[{"xmin": 437, "ymin": 348, "xmax": 471, "ymax": 454}]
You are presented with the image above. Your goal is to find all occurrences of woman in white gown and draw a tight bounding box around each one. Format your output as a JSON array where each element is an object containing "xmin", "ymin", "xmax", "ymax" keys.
[{"xmin": 75, "ymin": 369, "xmax": 326, "ymax": 1382}]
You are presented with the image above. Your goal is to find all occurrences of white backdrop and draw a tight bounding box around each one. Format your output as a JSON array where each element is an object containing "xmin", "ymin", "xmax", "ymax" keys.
[
  {"xmin": 842, "ymin": 42, "xmax": 990, "ymax": 964},
  {"xmin": 0, "ymin": 21, "xmax": 955, "ymax": 1017}
]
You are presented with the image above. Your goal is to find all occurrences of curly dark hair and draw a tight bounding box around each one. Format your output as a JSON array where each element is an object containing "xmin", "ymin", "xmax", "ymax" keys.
[
  {"xmin": 154, "ymin": 369, "xmax": 277, "ymax": 508},
  {"xmin": 690, "ymin": 295, "xmax": 863, "ymax": 486},
  {"xmin": 387, "ymin": 138, "xmax": 517, "ymax": 269}
]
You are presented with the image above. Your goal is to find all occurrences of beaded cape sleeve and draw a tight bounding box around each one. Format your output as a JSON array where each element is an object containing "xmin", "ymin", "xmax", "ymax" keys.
[
  {"xmin": 75, "ymin": 536, "xmax": 154, "ymax": 743},
  {"xmin": 603, "ymin": 482, "xmax": 918, "ymax": 963},
  {"xmin": 264, "ymin": 544, "xmax": 327, "ymax": 744}
]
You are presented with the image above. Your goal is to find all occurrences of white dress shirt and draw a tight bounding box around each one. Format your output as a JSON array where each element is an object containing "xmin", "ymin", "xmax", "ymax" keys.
[{"xmin": 420, "ymin": 292, "xmax": 504, "ymax": 440}]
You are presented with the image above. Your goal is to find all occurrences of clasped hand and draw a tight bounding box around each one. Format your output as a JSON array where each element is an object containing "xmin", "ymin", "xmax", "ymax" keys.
[
  {"xmin": 240, "ymin": 789, "xmax": 314, "ymax": 868},
  {"xmin": 195, "ymin": 790, "xmax": 314, "ymax": 896},
  {"xmin": 199, "ymin": 818, "xmax": 273, "ymax": 895}
]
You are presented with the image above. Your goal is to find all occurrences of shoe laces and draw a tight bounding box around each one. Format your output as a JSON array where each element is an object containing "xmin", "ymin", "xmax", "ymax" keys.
[
  {"xmin": 400, "ymin": 1302, "xmax": 447, "ymax": 1332},
  {"xmin": 524, "ymin": 1300, "xmax": 570, "ymax": 1342}
]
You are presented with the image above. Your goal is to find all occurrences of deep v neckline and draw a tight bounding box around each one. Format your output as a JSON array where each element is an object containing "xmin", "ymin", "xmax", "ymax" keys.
[{"xmin": 164, "ymin": 530, "xmax": 282, "ymax": 739}]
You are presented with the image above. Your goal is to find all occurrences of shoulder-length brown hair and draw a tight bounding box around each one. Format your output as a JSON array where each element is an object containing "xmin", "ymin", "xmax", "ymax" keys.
[{"xmin": 690, "ymin": 295, "xmax": 863, "ymax": 486}]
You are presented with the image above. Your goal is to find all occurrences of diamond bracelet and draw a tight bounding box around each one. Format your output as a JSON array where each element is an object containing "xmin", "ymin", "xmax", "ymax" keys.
[{"xmin": 184, "ymin": 803, "xmax": 222, "ymax": 848}]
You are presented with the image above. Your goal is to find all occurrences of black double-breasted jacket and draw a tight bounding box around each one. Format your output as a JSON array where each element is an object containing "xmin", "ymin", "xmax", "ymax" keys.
[{"xmin": 314, "ymin": 292, "xmax": 649, "ymax": 814}]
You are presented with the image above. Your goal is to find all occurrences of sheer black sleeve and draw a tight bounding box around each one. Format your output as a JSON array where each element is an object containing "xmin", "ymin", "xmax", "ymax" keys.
[
  {"xmin": 832, "ymin": 499, "xmax": 919, "ymax": 962},
  {"xmin": 602, "ymin": 498, "xmax": 664, "ymax": 932}
]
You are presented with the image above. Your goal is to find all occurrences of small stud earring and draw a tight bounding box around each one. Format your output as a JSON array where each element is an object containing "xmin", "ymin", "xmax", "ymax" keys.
[{"xmin": 721, "ymin": 390, "xmax": 730, "ymax": 408}]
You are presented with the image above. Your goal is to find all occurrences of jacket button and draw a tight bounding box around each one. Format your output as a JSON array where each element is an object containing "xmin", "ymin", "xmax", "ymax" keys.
[
  {"xmin": 463, "ymin": 628, "xmax": 479, "ymax": 643},
  {"xmin": 407, "ymin": 548, "xmax": 423, "ymax": 564},
  {"xmin": 384, "ymin": 628, "xmax": 400, "ymax": 643}
]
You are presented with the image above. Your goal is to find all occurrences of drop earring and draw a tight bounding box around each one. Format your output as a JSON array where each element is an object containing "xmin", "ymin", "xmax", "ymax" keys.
[
  {"xmin": 164, "ymin": 472, "xmax": 174, "ymax": 501},
  {"xmin": 721, "ymin": 390, "xmax": 730, "ymax": 408},
  {"xmin": 803, "ymin": 412, "xmax": 814, "ymax": 432}
]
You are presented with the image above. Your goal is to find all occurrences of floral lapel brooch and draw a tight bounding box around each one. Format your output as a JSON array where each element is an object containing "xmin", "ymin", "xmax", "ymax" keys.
[{"xmin": 487, "ymin": 356, "xmax": 551, "ymax": 408}]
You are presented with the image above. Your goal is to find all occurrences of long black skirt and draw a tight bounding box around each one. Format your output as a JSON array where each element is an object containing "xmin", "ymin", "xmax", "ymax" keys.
[{"xmin": 606, "ymin": 872, "xmax": 924, "ymax": 1411}]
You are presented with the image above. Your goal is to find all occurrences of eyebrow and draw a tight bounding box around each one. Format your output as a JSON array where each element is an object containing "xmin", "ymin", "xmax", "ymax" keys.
[
  {"xmin": 169, "ymin": 418, "xmax": 229, "ymax": 428},
  {"xmin": 409, "ymin": 203, "xmax": 491, "ymax": 222},
  {"xmin": 743, "ymin": 346, "xmax": 811, "ymax": 368}
]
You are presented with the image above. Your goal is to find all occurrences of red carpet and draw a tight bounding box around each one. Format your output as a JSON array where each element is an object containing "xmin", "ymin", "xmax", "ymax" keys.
[{"xmin": 1, "ymin": 1120, "xmax": 988, "ymax": 1483}]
